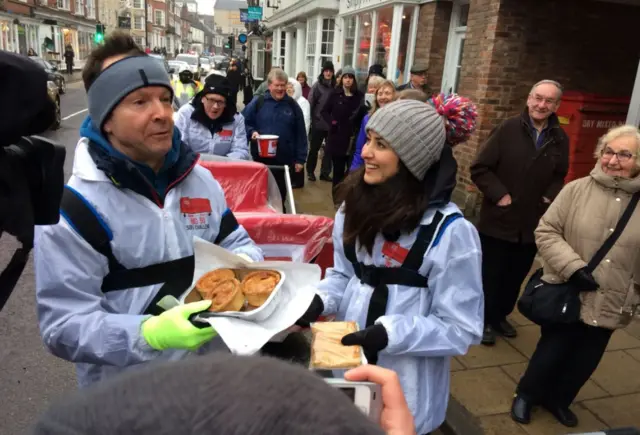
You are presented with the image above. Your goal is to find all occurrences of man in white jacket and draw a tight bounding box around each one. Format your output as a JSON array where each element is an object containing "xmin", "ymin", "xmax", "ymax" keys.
[{"xmin": 34, "ymin": 33, "xmax": 263, "ymax": 388}]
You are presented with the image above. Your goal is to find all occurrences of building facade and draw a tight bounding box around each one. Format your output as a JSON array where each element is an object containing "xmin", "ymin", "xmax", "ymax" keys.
[{"xmin": 1, "ymin": 0, "xmax": 99, "ymax": 66}]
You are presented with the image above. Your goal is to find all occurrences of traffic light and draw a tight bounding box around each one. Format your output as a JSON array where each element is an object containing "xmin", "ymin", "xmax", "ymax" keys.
[
  {"xmin": 227, "ymin": 35, "xmax": 234, "ymax": 50},
  {"xmin": 94, "ymin": 23, "xmax": 105, "ymax": 44}
]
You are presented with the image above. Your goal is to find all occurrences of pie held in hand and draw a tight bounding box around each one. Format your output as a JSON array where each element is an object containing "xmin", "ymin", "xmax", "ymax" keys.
[
  {"xmin": 241, "ymin": 270, "xmax": 280, "ymax": 307},
  {"xmin": 207, "ymin": 278, "xmax": 245, "ymax": 312},
  {"xmin": 195, "ymin": 268, "xmax": 236, "ymax": 299},
  {"xmin": 310, "ymin": 321, "xmax": 362, "ymax": 369}
]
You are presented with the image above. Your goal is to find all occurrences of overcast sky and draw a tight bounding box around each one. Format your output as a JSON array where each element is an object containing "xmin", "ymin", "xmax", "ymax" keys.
[{"xmin": 197, "ymin": 0, "xmax": 214, "ymax": 15}]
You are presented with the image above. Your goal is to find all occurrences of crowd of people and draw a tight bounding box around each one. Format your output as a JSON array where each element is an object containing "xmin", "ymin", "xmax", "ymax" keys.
[{"xmin": 23, "ymin": 30, "xmax": 640, "ymax": 434}]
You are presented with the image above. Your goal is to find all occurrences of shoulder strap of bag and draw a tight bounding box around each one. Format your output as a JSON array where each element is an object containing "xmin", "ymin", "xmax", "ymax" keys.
[
  {"xmin": 256, "ymin": 95, "xmax": 265, "ymax": 114},
  {"xmin": 587, "ymin": 191, "xmax": 640, "ymax": 272}
]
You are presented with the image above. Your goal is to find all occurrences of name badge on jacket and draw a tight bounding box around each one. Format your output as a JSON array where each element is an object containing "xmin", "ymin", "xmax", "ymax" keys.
[
  {"xmin": 382, "ymin": 241, "xmax": 409, "ymax": 267},
  {"xmin": 219, "ymin": 129, "xmax": 233, "ymax": 142},
  {"xmin": 180, "ymin": 197, "xmax": 211, "ymax": 230}
]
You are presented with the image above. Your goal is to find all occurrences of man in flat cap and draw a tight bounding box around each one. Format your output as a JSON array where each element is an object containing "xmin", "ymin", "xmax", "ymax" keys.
[{"xmin": 397, "ymin": 63, "xmax": 431, "ymax": 95}]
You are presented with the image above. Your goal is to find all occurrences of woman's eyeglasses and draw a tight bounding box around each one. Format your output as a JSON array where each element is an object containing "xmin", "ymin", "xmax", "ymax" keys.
[{"xmin": 602, "ymin": 147, "xmax": 635, "ymax": 163}]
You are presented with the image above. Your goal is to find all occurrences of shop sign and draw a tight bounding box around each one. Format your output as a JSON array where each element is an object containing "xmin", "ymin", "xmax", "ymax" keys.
[
  {"xmin": 247, "ymin": 6, "xmax": 263, "ymax": 21},
  {"xmin": 340, "ymin": 0, "xmax": 406, "ymax": 15},
  {"xmin": 118, "ymin": 16, "xmax": 131, "ymax": 29}
]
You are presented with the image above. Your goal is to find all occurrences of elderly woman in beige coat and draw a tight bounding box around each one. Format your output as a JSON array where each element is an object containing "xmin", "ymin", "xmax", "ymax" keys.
[{"xmin": 511, "ymin": 125, "xmax": 640, "ymax": 428}]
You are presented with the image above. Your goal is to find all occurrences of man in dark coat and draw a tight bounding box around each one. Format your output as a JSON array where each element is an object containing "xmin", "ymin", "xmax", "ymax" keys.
[
  {"xmin": 307, "ymin": 60, "xmax": 336, "ymax": 182},
  {"xmin": 397, "ymin": 63, "xmax": 431, "ymax": 95},
  {"xmin": 470, "ymin": 79, "xmax": 569, "ymax": 345}
]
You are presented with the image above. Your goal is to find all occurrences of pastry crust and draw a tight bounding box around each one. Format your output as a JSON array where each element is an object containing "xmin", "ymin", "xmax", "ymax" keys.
[
  {"xmin": 206, "ymin": 278, "xmax": 245, "ymax": 312},
  {"xmin": 311, "ymin": 321, "xmax": 362, "ymax": 369},
  {"xmin": 195, "ymin": 269, "xmax": 236, "ymax": 298},
  {"xmin": 241, "ymin": 270, "xmax": 280, "ymax": 307}
]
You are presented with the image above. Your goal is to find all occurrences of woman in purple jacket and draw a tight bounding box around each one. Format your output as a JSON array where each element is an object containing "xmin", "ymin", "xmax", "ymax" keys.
[
  {"xmin": 350, "ymin": 80, "xmax": 397, "ymax": 171},
  {"xmin": 321, "ymin": 66, "xmax": 364, "ymax": 202}
]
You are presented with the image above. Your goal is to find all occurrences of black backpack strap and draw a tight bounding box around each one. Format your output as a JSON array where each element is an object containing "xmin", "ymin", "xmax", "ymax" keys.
[
  {"xmin": 60, "ymin": 186, "xmax": 124, "ymax": 273},
  {"xmin": 587, "ymin": 191, "xmax": 640, "ymax": 272},
  {"xmin": 60, "ymin": 186, "xmax": 195, "ymax": 316},
  {"xmin": 214, "ymin": 209, "xmax": 239, "ymax": 245},
  {"xmin": 256, "ymin": 94, "xmax": 265, "ymax": 114}
]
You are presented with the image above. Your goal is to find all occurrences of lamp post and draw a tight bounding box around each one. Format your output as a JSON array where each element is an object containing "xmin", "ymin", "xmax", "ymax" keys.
[{"xmin": 144, "ymin": 0, "xmax": 149, "ymax": 48}]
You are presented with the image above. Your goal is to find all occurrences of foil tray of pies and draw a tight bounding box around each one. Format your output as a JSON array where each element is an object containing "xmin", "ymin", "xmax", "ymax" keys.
[
  {"xmin": 309, "ymin": 321, "xmax": 365, "ymax": 370},
  {"xmin": 180, "ymin": 268, "xmax": 285, "ymax": 322}
]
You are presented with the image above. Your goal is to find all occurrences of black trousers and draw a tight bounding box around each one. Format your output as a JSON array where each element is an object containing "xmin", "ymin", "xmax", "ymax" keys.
[
  {"xmin": 517, "ymin": 322, "xmax": 613, "ymax": 408},
  {"xmin": 331, "ymin": 154, "xmax": 349, "ymax": 204},
  {"xmin": 480, "ymin": 233, "xmax": 537, "ymax": 326},
  {"xmin": 307, "ymin": 128, "xmax": 332, "ymax": 178},
  {"xmin": 66, "ymin": 62, "xmax": 73, "ymax": 75}
]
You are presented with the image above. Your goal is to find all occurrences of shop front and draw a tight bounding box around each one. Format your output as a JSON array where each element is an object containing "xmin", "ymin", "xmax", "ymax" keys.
[
  {"xmin": 34, "ymin": 9, "xmax": 98, "ymax": 66},
  {"xmin": 0, "ymin": 16, "xmax": 42, "ymax": 55},
  {"xmin": 337, "ymin": 0, "xmax": 420, "ymax": 86}
]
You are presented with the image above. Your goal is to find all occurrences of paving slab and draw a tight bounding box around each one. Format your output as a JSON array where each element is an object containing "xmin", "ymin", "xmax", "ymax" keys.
[
  {"xmin": 625, "ymin": 347, "xmax": 640, "ymax": 362},
  {"xmin": 458, "ymin": 339, "xmax": 527, "ymax": 369},
  {"xmin": 623, "ymin": 318, "xmax": 640, "ymax": 340},
  {"xmin": 450, "ymin": 367, "xmax": 517, "ymax": 416},
  {"xmin": 606, "ymin": 329, "xmax": 640, "ymax": 351},
  {"xmin": 500, "ymin": 362, "xmax": 609, "ymax": 402},
  {"xmin": 503, "ymin": 325, "xmax": 541, "ymax": 359},
  {"xmin": 582, "ymin": 393, "xmax": 640, "ymax": 429},
  {"xmin": 450, "ymin": 357, "xmax": 465, "ymax": 372},
  {"xmin": 518, "ymin": 405, "xmax": 607, "ymax": 435},
  {"xmin": 509, "ymin": 310, "xmax": 535, "ymax": 327},
  {"xmin": 479, "ymin": 414, "xmax": 529, "ymax": 435},
  {"xmin": 591, "ymin": 350, "xmax": 640, "ymax": 396}
]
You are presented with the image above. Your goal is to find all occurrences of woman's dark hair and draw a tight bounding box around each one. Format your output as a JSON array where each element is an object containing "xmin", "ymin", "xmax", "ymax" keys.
[
  {"xmin": 341, "ymin": 74, "xmax": 358, "ymax": 94},
  {"xmin": 336, "ymin": 163, "xmax": 430, "ymax": 254}
]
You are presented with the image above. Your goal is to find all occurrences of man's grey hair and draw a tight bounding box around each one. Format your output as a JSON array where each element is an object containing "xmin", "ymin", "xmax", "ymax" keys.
[
  {"xmin": 530, "ymin": 80, "xmax": 564, "ymax": 99},
  {"xmin": 268, "ymin": 68, "xmax": 288, "ymax": 85}
]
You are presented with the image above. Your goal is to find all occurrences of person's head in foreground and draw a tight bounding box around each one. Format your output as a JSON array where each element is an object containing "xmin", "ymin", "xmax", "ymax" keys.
[
  {"xmin": 30, "ymin": 354, "xmax": 414, "ymax": 435},
  {"xmin": 526, "ymin": 79, "xmax": 563, "ymax": 125},
  {"xmin": 286, "ymin": 77, "xmax": 303, "ymax": 100},
  {"xmin": 337, "ymin": 95, "xmax": 477, "ymax": 253},
  {"xmin": 396, "ymin": 89, "xmax": 429, "ymax": 103},
  {"xmin": 594, "ymin": 125, "xmax": 640, "ymax": 179},
  {"xmin": 82, "ymin": 32, "xmax": 176, "ymax": 173},
  {"xmin": 370, "ymin": 79, "xmax": 396, "ymax": 113},
  {"xmin": 268, "ymin": 68, "xmax": 289, "ymax": 102},
  {"xmin": 192, "ymin": 74, "xmax": 235, "ymax": 123}
]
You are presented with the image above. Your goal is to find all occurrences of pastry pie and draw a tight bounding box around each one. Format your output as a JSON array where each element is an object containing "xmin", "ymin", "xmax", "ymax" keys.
[
  {"xmin": 241, "ymin": 270, "xmax": 280, "ymax": 307},
  {"xmin": 310, "ymin": 321, "xmax": 362, "ymax": 369},
  {"xmin": 195, "ymin": 269, "xmax": 236, "ymax": 298},
  {"xmin": 206, "ymin": 278, "xmax": 245, "ymax": 312}
]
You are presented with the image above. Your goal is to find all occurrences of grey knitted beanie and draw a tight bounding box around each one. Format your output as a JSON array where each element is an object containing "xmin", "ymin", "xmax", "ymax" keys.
[
  {"xmin": 87, "ymin": 55, "xmax": 173, "ymax": 130},
  {"xmin": 342, "ymin": 66, "xmax": 356, "ymax": 77},
  {"xmin": 366, "ymin": 99, "xmax": 446, "ymax": 180}
]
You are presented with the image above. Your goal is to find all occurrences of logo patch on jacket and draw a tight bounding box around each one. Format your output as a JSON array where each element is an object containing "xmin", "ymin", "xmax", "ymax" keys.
[
  {"xmin": 180, "ymin": 197, "xmax": 211, "ymax": 230},
  {"xmin": 219, "ymin": 129, "xmax": 233, "ymax": 141},
  {"xmin": 382, "ymin": 241, "xmax": 409, "ymax": 267}
]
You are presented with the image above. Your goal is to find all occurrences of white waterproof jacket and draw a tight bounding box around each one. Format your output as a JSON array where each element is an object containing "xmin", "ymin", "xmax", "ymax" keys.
[
  {"xmin": 35, "ymin": 138, "xmax": 263, "ymax": 388},
  {"xmin": 174, "ymin": 106, "xmax": 250, "ymax": 160},
  {"xmin": 289, "ymin": 78, "xmax": 311, "ymax": 135},
  {"xmin": 316, "ymin": 203, "xmax": 484, "ymax": 434}
]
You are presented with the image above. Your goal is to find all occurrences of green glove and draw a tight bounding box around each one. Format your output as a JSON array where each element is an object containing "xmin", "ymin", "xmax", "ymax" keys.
[{"xmin": 142, "ymin": 300, "xmax": 218, "ymax": 351}]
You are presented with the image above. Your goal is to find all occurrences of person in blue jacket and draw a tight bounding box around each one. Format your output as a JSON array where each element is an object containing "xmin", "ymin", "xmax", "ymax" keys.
[
  {"xmin": 174, "ymin": 74, "xmax": 249, "ymax": 159},
  {"xmin": 299, "ymin": 99, "xmax": 483, "ymax": 435},
  {"xmin": 242, "ymin": 68, "xmax": 308, "ymax": 212},
  {"xmin": 34, "ymin": 34, "xmax": 263, "ymax": 388}
]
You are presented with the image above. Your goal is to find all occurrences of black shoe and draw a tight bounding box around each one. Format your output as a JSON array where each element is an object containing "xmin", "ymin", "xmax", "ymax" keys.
[
  {"xmin": 542, "ymin": 404, "xmax": 578, "ymax": 427},
  {"xmin": 319, "ymin": 174, "xmax": 332, "ymax": 182},
  {"xmin": 494, "ymin": 319, "xmax": 517, "ymax": 338},
  {"xmin": 481, "ymin": 325, "xmax": 496, "ymax": 346},
  {"xmin": 308, "ymin": 173, "xmax": 316, "ymax": 182},
  {"xmin": 510, "ymin": 395, "xmax": 533, "ymax": 424}
]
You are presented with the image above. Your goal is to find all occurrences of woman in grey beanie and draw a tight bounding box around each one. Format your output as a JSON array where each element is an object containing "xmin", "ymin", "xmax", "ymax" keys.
[{"xmin": 307, "ymin": 96, "xmax": 482, "ymax": 435}]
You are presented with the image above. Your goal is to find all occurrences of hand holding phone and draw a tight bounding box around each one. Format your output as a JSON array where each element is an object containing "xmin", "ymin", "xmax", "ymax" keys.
[
  {"xmin": 345, "ymin": 365, "xmax": 416, "ymax": 435},
  {"xmin": 325, "ymin": 378, "xmax": 382, "ymax": 423}
]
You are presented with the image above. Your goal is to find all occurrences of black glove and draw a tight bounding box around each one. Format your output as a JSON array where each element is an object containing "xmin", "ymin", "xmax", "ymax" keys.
[
  {"xmin": 569, "ymin": 268, "xmax": 599, "ymax": 292},
  {"xmin": 295, "ymin": 294, "xmax": 325, "ymax": 327},
  {"xmin": 341, "ymin": 324, "xmax": 388, "ymax": 365}
]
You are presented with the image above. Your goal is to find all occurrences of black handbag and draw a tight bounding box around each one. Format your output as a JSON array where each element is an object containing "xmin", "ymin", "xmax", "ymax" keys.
[{"xmin": 518, "ymin": 191, "xmax": 640, "ymax": 326}]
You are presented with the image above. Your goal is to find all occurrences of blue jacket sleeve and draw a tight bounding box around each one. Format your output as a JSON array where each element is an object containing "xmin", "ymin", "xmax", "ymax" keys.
[
  {"xmin": 350, "ymin": 115, "xmax": 368, "ymax": 171},
  {"xmin": 208, "ymin": 176, "xmax": 264, "ymax": 262},
  {"xmin": 227, "ymin": 114, "xmax": 250, "ymax": 160},
  {"xmin": 376, "ymin": 218, "xmax": 484, "ymax": 358},
  {"xmin": 315, "ymin": 210, "xmax": 355, "ymax": 314},
  {"xmin": 34, "ymin": 223, "xmax": 159, "ymax": 366},
  {"xmin": 241, "ymin": 97, "xmax": 258, "ymax": 140},
  {"xmin": 293, "ymin": 102, "xmax": 308, "ymax": 164}
]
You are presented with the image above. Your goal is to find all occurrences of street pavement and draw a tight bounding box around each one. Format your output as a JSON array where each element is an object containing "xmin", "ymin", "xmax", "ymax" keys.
[{"xmin": 0, "ymin": 81, "xmax": 88, "ymax": 435}]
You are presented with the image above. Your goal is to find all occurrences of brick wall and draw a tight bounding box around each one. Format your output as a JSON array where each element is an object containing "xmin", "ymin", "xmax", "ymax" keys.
[
  {"xmin": 5, "ymin": 0, "xmax": 33, "ymax": 15},
  {"xmin": 451, "ymin": 0, "xmax": 640, "ymax": 209},
  {"xmin": 415, "ymin": 1, "xmax": 452, "ymax": 92}
]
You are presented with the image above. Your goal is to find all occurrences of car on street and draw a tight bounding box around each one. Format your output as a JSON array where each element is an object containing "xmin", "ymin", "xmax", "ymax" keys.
[
  {"xmin": 199, "ymin": 57, "xmax": 212, "ymax": 76},
  {"xmin": 212, "ymin": 55, "xmax": 230, "ymax": 71},
  {"xmin": 47, "ymin": 80, "xmax": 61, "ymax": 130},
  {"xmin": 149, "ymin": 53, "xmax": 172, "ymax": 75},
  {"xmin": 29, "ymin": 56, "xmax": 66, "ymax": 94},
  {"xmin": 175, "ymin": 53, "xmax": 201, "ymax": 80},
  {"xmin": 168, "ymin": 60, "xmax": 190, "ymax": 74}
]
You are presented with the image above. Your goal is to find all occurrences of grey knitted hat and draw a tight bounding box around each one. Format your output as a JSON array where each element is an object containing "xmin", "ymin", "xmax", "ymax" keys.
[
  {"xmin": 87, "ymin": 55, "xmax": 173, "ymax": 130},
  {"xmin": 366, "ymin": 99, "xmax": 446, "ymax": 180},
  {"xmin": 342, "ymin": 66, "xmax": 356, "ymax": 77}
]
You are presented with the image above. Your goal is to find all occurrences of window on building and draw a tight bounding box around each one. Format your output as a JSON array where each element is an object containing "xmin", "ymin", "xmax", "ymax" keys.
[
  {"xmin": 134, "ymin": 36, "xmax": 144, "ymax": 47},
  {"xmin": 395, "ymin": 6, "xmax": 413, "ymax": 85},
  {"xmin": 134, "ymin": 15, "xmax": 144, "ymax": 30},
  {"xmin": 306, "ymin": 17, "xmax": 317, "ymax": 80},
  {"xmin": 78, "ymin": 31, "xmax": 93, "ymax": 60},
  {"xmin": 342, "ymin": 16, "xmax": 356, "ymax": 68},
  {"xmin": 255, "ymin": 40, "xmax": 265, "ymax": 80},
  {"xmin": 74, "ymin": 0, "xmax": 83, "ymax": 15},
  {"xmin": 277, "ymin": 29, "xmax": 285, "ymax": 69},
  {"xmin": 320, "ymin": 18, "xmax": 334, "ymax": 60},
  {"xmin": 86, "ymin": 0, "xmax": 95, "ymax": 18},
  {"xmin": 155, "ymin": 10, "xmax": 165, "ymax": 27},
  {"xmin": 147, "ymin": 4, "xmax": 153, "ymax": 22},
  {"xmin": 133, "ymin": 0, "xmax": 142, "ymax": 8},
  {"xmin": 374, "ymin": 7, "xmax": 392, "ymax": 69},
  {"xmin": 57, "ymin": 0, "xmax": 70, "ymax": 10},
  {"xmin": 355, "ymin": 11, "xmax": 372, "ymax": 84}
]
